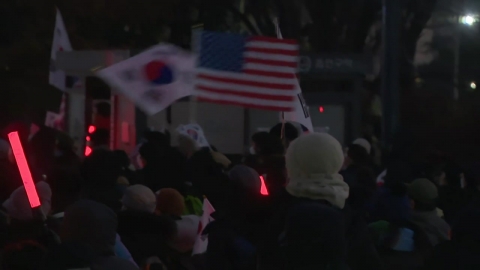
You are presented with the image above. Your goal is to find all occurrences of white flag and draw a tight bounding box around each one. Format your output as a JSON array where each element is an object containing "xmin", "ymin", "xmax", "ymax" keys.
[
  {"xmin": 274, "ymin": 19, "xmax": 313, "ymax": 133},
  {"xmin": 49, "ymin": 8, "xmax": 72, "ymax": 91},
  {"xmin": 192, "ymin": 198, "xmax": 215, "ymax": 255},
  {"xmin": 97, "ymin": 44, "xmax": 195, "ymax": 115}
]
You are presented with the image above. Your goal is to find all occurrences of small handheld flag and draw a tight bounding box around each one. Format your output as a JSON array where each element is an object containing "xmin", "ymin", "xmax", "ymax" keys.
[{"xmin": 7, "ymin": 132, "xmax": 41, "ymax": 208}]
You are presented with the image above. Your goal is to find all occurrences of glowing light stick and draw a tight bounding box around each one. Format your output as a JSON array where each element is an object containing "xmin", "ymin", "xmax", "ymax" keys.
[
  {"xmin": 260, "ymin": 175, "xmax": 269, "ymax": 196},
  {"xmin": 7, "ymin": 131, "xmax": 41, "ymax": 208}
]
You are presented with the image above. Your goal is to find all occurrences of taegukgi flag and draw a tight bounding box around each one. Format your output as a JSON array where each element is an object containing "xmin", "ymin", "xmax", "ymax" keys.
[
  {"xmin": 274, "ymin": 18, "xmax": 313, "ymax": 132},
  {"xmin": 49, "ymin": 8, "xmax": 72, "ymax": 91},
  {"xmin": 192, "ymin": 198, "xmax": 215, "ymax": 255},
  {"xmin": 97, "ymin": 44, "xmax": 196, "ymax": 115}
]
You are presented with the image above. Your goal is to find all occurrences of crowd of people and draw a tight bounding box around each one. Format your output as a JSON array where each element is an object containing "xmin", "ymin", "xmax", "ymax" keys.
[{"xmin": 0, "ymin": 121, "xmax": 479, "ymax": 270}]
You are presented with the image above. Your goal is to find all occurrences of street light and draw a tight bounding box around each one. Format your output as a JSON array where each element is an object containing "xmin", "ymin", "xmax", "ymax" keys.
[
  {"xmin": 470, "ymin": 82, "xmax": 476, "ymax": 90},
  {"xmin": 460, "ymin": 15, "xmax": 478, "ymax": 26},
  {"xmin": 454, "ymin": 14, "xmax": 478, "ymax": 100}
]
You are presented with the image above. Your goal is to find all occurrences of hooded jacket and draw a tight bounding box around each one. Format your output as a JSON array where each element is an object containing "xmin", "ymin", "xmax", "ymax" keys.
[{"xmin": 41, "ymin": 200, "xmax": 138, "ymax": 270}]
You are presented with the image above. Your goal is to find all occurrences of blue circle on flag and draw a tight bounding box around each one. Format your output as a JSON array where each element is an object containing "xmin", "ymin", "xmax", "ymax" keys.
[{"xmin": 144, "ymin": 61, "xmax": 174, "ymax": 85}]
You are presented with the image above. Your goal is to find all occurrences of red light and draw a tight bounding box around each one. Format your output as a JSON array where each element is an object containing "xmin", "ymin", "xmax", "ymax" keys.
[
  {"xmin": 7, "ymin": 132, "xmax": 41, "ymax": 208},
  {"xmin": 260, "ymin": 175, "xmax": 269, "ymax": 196},
  {"xmin": 86, "ymin": 136, "xmax": 91, "ymax": 142},
  {"xmin": 88, "ymin": 125, "xmax": 96, "ymax": 134},
  {"xmin": 84, "ymin": 146, "xmax": 92, "ymax": 156},
  {"xmin": 319, "ymin": 106, "xmax": 324, "ymax": 113}
]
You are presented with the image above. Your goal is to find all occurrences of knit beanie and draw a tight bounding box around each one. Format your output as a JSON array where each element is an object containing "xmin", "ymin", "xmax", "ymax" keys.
[
  {"xmin": 286, "ymin": 133, "xmax": 349, "ymax": 208},
  {"xmin": 122, "ymin": 185, "xmax": 156, "ymax": 213},
  {"xmin": 156, "ymin": 188, "xmax": 185, "ymax": 217}
]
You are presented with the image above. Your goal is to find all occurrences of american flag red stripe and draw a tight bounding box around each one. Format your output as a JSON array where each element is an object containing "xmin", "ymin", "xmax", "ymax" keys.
[
  {"xmin": 195, "ymin": 31, "xmax": 299, "ymax": 111},
  {"xmin": 197, "ymin": 86, "xmax": 296, "ymax": 101}
]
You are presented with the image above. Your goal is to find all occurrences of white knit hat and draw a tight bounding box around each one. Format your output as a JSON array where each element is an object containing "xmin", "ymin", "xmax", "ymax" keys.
[
  {"xmin": 3, "ymin": 181, "xmax": 52, "ymax": 220},
  {"xmin": 352, "ymin": 138, "xmax": 371, "ymax": 154},
  {"xmin": 122, "ymin": 185, "xmax": 156, "ymax": 213},
  {"xmin": 286, "ymin": 133, "xmax": 349, "ymax": 208}
]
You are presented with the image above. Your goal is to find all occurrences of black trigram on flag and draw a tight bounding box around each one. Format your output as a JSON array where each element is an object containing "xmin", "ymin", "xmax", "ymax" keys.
[{"xmin": 298, "ymin": 93, "xmax": 309, "ymax": 118}]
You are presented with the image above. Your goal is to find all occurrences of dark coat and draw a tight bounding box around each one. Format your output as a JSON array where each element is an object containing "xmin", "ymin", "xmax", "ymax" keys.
[{"xmin": 258, "ymin": 191, "xmax": 382, "ymax": 270}]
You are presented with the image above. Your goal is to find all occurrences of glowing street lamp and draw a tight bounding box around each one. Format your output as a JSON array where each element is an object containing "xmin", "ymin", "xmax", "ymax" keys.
[
  {"xmin": 460, "ymin": 15, "xmax": 478, "ymax": 26},
  {"xmin": 470, "ymin": 82, "xmax": 476, "ymax": 90}
]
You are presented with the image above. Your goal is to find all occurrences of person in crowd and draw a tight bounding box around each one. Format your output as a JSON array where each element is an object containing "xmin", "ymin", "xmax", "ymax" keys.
[
  {"xmin": 156, "ymin": 188, "xmax": 200, "ymax": 253},
  {"xmin": 117, "ymin": 185, "xmax": 177, "ymax": 268},
  {"xmin": 2, "ymin": 181, "xmax": 57, "ymax": 249},
  {"xmin": 259, "ymin": 133, "xmax": 381, "ymax": 270},
  {"xmin": 284, "ymin": 202, "xmax": 349, "ymax": 270},
  {"xmin": 113, "ymin": 150, "xmax": 136, "ymax": 184},
  {"xmin": 424, "ymin": 200, "xmax": 480, "ymax": 269},
  {"xmin": 89, "ymin": 128, "xmax": 110, "ymax": 152},
  {"xmin": 341, "ymin": 143, "xmax": 371, "ymax": 187},
  {"xmin": 81, "ymin": 149, "xmax": 123, "ymax": 212},
  {"xmin": 244, "ymin": 132, "xmax": 286, "ymax": 199},
  {"xmin": 269, "ymin": 122, "xmax": 298, "ymax": 149},
  {"xmin": 437, "ymin": 162, "xmax": 466, "ymax": 225},
  {"xmin": 369, "ymin": 178, "xmax": 433, "ymax": 270},
  {"xmin": 0, "ymin": 139, "xmax": 21, "ymax": 202},
  {"xmin": 46, "ymin": 169, "xmax": 82, "ymax": 234},
  {"xmin": 181, "ymin": 134, "xmax": 231, "ymax": 207},
  {"xmin": 346, "ymin": 166, "xmax": 377, "ymax": 218},
  {"xmin": 136, "ymin": 141, "xmax": 186, "ymax": 192},
  {"xmin": 53, "ymin": 132, "xmax": 81, "ymax": 171},
  {"xmin": 205, "ymin": 165, "xmax": 270, "ymax": 270},
  {"xmin": 41, "ymin": 199, "xmax": 138, "ymax": 269},
  {"xmin": 1, "ymin": 240, "xmax": 46, "ymax": 270},
  {"xmin": 407, "ymin": 178, "xmax": 450, "ymax": 247}
]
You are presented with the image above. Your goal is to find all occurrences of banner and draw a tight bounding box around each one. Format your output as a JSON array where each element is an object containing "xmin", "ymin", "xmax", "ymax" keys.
[
  {"xmin": 176, "ymin": 124, "xmax": 209, "ymax": 148},
  {"xmin": 97, "ymin": 44, "xmax": 196, "ymax": 115},
  {"xmin": 192, "ymin": 198, "xmax": 215, "ymax": 255}
]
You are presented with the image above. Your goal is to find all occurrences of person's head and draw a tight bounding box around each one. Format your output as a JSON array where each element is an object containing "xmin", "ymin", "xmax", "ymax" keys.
[
  {"xmin": 407, "ymin": 178, "xmax": 438, "ymax": 211},
  {"xmin": 344, "ymin": 144, "xmax": 370, "ymax": 168},
  {"xmin": 145, "ymin": 131, "xmax": 170, "ymax": 150},
  {"xmin": 122, "ymin": 185, "xmax": 157, "ymax": 213},
  {"xmin": 55, "ymin": 132, "xmax": 75, "ymax": 156},
  {"xmin": 285, "ymin": 133, "xmax": 349, "ymax": 208},
  {"xmin": 443, "ymin": 162, "xmax": 464, "ymax": 188},
  {"xmin": 90, "ymin": 128, "xmax": 110, "ymax": 148},
  {"xmin": 177, "ymin": 134, "xmax": 199, "ymax": 159},
  {"xmin": 81, "ymin": 149, "xmax": 121, "ymax": 188},
  {"xmin": 250, "ymin": 132, "xmax": 284, "ymax": 156},
  {"xmin": 228, "ymin": 165, "xmax": 261, "ymax": 196},
  {"xmin": 270, "ymin": 122, "xmax": 298, "ymax": 147},
  {"xmin": 352, "ymin": 138, "xmax": 371, "ymax": 155},
  {"xmin": 138, "ymin": 142, "xmax": 162, "ymax": 169},
  {"xmin": 60, "ymin": 200, "xmax": 117, "ymax": 256},
  {"xmin": 113, "ymin": 150, "xmax": 131, "ymax": 170},
  {"xmin": 48, "ymin": 169, "xmax": 82, "ymax": 214},
  {"xmin": 155, "ymin": 188, "xmax": 185, "ymax": 217},
  {"xmin": 1, "ymin": 240, "xmax": 46, "ymax": 270},
  {"xmin": 3, "ymin": 181, "xmax": 52, "ymax": 221}
]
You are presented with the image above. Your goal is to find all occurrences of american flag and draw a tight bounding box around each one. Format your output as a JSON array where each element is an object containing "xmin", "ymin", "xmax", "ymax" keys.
[{"xmin": 194, "ymin": 31, "xmax": 299, "ymax": 111}]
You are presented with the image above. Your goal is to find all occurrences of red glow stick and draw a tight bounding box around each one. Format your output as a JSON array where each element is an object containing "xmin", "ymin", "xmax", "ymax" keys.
[
  {"xmin": 84, "ymin": 146, "xmax": 92, "ymax": 156},
  {"xmin": 260, "ymin": 175, "xmax": 269, "ymax": 196},
  {"xmin": 7, "ymin": 132, "xmax": 41, "ymax": 208}
]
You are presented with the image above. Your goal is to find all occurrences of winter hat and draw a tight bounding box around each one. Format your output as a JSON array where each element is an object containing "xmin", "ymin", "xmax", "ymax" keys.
[
  {"xmin": 122, "ymin": 185, "xmax": 156, "ymax": 213},
  {"xmin": 407, "ymin": 178, "xmax": 438, "ymax": 205},
  {"xmin": 228, "ymin": 165, "xmax": 261, "ymax": 193},
  {"xmin": 156, "ymin": 188, "xmax": 185, "ymax": 217},
  {"xmin": 286, "ymin": 133, "xmax": 349, "ymax": 208},
  {"xmin": 352, "ymin": 138, "xmax": 371, "ymax": 154},
  {"xmin": 61, "ymin": 200, "xmax": 117, "ymax": 256},
  {"xmin": 3, "ymin": 181, "xmax": 52, "ymax": 221}
]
